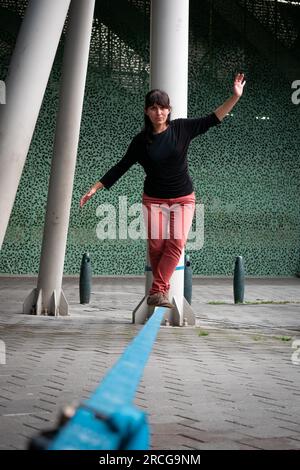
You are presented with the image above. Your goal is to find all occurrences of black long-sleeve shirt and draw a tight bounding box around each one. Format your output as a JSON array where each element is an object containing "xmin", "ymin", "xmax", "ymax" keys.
[{"xmin": 100, "ymin": 112, "xmax": 221, "ymax": 198}]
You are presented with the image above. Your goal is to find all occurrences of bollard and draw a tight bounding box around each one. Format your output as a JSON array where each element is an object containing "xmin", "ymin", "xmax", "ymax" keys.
[
  {"xmin": 79, "ymin": 252, "xmax": 92, "ymax": 304},
  {"xmin": 184, "ymin": 254, "xmax": 192, "ymax": 305},
  {"xmin": 233, "ymin": 256, "xmax": 245, "ymax": 304}
]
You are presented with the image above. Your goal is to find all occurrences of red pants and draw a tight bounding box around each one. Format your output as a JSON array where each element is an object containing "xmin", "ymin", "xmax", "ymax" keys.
[{"xmin": 142, "ymin": 192, "xmax": 196, "ymax": 295}]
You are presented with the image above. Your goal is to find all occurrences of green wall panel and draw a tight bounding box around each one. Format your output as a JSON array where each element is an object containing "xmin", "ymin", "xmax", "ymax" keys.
[{"xmin": 0, "ymin": 0, "xmax": 300, "ymax": 276}]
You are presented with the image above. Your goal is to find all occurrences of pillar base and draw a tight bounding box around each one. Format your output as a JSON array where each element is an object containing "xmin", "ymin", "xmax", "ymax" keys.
[
  {"xmin": 132, "ymin": 295, "xmax": 195, "ymax": 326},
  {"xmin": 23, "ymin": 288, "xmax": 69, "ymax": 316}
]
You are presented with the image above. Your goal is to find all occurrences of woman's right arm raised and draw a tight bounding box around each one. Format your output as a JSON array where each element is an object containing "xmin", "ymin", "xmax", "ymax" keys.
[{"xmin": 80, "ymin": 181, "xmax": 104, "ymax": 208}]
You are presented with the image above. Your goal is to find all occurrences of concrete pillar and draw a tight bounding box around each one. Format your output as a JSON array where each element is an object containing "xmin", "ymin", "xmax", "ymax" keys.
[
  {"xmin": 0, "ymin": 0, "xmax": 71, "ymax": 250},
  {"xmin": 133, "ymin": 0, "xmax": 195, "ymax": 326},
  {"xmin": 150, "ymin": 0, "xmax": 189, "ymax": 119},
  {"xmin": 23, "ymin": 0, "xmax": 95, "ymax": 316}
]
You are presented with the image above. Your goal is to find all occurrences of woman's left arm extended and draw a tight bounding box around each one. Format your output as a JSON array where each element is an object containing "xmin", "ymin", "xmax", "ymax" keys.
[{"xmin": 214, "ymin": 73, "xmax": 246, "ymax": 122}]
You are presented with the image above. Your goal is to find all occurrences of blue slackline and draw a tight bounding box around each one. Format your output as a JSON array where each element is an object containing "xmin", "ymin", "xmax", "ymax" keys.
[{"xmin": 48, "ymin": 306, "xmax": 166, "ymax": 450}]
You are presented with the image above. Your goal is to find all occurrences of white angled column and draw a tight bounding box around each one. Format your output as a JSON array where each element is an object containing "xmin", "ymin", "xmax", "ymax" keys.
[
  {"xmin": 0, "ymin": 0, "xmax": 71, "ymax": 250},
  {"xmin": 23, "ymin": 0, "xmax": 95, "ymax": 316},
  {"xmin": 133, "ymin": 0, "xmax": 195, "ymax": 326}
]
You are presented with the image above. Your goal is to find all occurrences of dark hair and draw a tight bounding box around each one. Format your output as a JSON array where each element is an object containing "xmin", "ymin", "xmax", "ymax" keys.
[{"xmin": 143, "ymin": 89, "xmax": 171, "ymax": 143}]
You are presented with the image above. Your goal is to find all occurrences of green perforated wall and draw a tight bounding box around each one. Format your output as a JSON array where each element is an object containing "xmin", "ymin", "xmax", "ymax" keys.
[{"xmin": 0, "ymin": 0, "xmax": 300, "ymax": 276}]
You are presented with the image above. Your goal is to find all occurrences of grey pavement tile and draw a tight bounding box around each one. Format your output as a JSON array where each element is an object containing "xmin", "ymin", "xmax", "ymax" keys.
[
  {"xmin": 235, "ymin": 436, "xmax": 300, "ymax": 450},
  {"xmin": 0, "ymin": 276, "xmax": 300, "ymax": 449}
]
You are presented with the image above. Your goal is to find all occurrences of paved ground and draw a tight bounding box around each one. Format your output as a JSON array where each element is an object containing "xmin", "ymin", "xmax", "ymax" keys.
[{"xmin": 0, "ymin": 276, "xmax": 299, "ymax": 450}]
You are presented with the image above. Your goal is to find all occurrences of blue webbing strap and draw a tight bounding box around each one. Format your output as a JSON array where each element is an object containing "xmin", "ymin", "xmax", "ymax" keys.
[
  {"xmin": 145, "ymin": 265, "xmax": 184, "ymax": 271},
  {"xmin": 48, "ymin": 307, "xmax": 166, "ymax": 450}
]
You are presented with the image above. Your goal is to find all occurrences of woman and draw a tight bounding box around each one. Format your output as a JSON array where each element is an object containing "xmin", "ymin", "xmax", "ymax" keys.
[{"xmin": 80, "ymin": 73, "xmax": 246, "ymax": 307}]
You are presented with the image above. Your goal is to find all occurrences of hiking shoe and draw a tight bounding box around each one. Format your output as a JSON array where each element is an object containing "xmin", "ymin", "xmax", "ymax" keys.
[
  {"xmin": 160, "ymin": 292, "xmax": 174, "ymax": 309},
  {"xmin": 147, "ymin": 292, "xmax": 161, "ymax": 306},
  {"xmin": 147, "ymin": 292, "xmax": 174, "ymax": 309}
]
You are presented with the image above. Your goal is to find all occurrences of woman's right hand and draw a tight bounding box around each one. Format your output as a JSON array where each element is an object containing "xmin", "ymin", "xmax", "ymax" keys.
[{"xmin": 80, "ymin": 182, "xmax": 103, "ymax": 208}]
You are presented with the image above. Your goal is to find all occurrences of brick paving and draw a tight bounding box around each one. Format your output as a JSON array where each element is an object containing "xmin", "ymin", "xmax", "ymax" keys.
[{"xmin": 0, "ymin": 276, "xmax": 299, "ymax": 450}]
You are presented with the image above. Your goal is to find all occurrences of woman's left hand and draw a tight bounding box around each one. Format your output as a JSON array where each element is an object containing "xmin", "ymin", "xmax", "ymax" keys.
[{"xmin": 233, "ymin": 73, "xmax": 246, "ymax": 98}]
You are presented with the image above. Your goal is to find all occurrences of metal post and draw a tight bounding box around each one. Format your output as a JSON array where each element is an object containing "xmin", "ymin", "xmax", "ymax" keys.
[
  {"xmin": 0, "ymin": 0, "xmax": 71, "ymax": 249},
  {"xmin": 79, "ymin": 253, "xmax": 92, "ymax": 304},
  {"xmin": 23, "ymin": 0, "xmax": 95, "ymax": 316},
  {"xmin": 184, "ymin": 254, "xmax": 193, "ymax": 305},
  {"xmin": 233, "ymin": 256, "xmax": 245, "ymax": 304}
]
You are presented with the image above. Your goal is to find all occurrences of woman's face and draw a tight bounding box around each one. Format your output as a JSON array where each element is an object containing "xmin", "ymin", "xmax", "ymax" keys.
[{"xmin": 145, "ymin": 104, "xmax": 170, "ymax": 127}]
